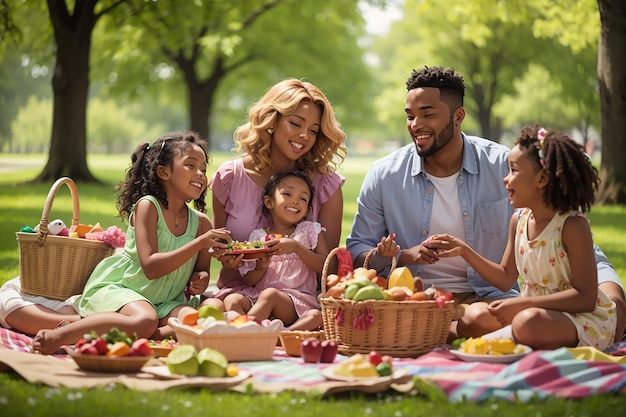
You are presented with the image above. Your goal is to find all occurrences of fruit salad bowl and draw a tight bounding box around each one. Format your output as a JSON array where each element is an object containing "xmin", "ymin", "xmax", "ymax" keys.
[
  {"xmin": 66, "ymin": 348, "xmax": 153, "ymax": 373},
  {"xmin": 168, "ymin": 317, "xmax": 284, "ymax": 361}
]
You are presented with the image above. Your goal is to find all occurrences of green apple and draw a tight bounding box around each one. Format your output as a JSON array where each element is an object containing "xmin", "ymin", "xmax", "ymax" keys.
[{"xmin": 166, "ymin": 345, "xmax": 199, "ymax": 376}]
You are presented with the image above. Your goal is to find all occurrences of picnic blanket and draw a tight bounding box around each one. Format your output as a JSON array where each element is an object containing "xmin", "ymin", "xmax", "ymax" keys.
[{"xmin": 1, "ymin": 328, "xmax": 625, "ymax": 401}]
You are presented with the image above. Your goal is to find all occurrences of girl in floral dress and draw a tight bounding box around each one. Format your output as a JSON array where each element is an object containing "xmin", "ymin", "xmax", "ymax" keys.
[{"xmin": 429, "ymin": 125, "xmax": 616, "ymax": 350}]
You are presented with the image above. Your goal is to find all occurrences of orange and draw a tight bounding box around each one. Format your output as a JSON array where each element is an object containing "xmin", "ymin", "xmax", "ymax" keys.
[
  {"xmin": 106, "ymin": 341, "xmax": 130, "ymax": 357},
  {"xmin": 180, "ymin": 310, "xmax": 199, "ymax": 326},
  {"xmin": 387, "ymin": 267, "xmax": 414, "ymax": 292}
]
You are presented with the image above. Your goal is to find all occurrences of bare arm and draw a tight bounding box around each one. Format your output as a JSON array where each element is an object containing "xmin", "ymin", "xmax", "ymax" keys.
[
  {"xmin": 317, "ymin": 188, "xmax": 343, "ymax": 250},
  {"xmin": 431, "ymin": 214, "xmax": 520, "ymax": 292},
  {"xmin": 134, "ymin": 200, "xmax": 230, "ymax": 279}
]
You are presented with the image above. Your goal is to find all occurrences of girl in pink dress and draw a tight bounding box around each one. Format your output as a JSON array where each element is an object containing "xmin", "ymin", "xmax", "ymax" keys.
[
  {"xmin": 430, "ymin": 125, "xmax": 617, "ymax": 350},
  {"xmin": 218, "ymin": 170, "xmax": 329, "ymax": 328},
  {"xmin": 203, "ymin": 78, "xmax": 347, "ymax": 330}
]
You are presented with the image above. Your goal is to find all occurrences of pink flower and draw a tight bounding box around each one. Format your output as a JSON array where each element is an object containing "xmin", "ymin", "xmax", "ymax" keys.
[{"xmin": 99, "ymin": 226, "xmax": 126, "ymax": 248}]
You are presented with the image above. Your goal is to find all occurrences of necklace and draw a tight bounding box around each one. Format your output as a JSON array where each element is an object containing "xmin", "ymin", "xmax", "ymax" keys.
[{"xmin": 170, "ymin": 206, "xmax": 187, "ymax": 228}]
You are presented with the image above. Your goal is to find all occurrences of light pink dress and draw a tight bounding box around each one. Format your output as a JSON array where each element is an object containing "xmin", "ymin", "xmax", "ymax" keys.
[
  {"xmin": 214, "ymin": 221, "xmax": 324, "ymax": 317},
  {"xmin": 209, "ymin": 158, "xmax": 345, "ymax": 288}
]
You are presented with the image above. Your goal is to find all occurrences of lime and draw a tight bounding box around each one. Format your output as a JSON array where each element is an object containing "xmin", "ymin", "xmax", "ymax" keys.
[
  {"xmin": 197, "ymin": 347, "xmax": 228, "ymax": 377},
  {"xmin": 166, "ymin": 345, "xmax": 199, "ymax": 376},
  {"xmin": 197, "ymin": 305, "xmax": 225, "ymax": 321},
  {"xmin": 352, "ymin": 285, "xmax": 385, "ymax": 301}
]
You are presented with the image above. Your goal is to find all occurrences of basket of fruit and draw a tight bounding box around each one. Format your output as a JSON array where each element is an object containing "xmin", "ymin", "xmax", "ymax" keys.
[
  {"xmin": 319, "ymin": 247, "xmax": 456, "ymax": 358},
  {"xmin": 168, "ymin": 306, "xmax": 283, "ymax": 361},
  {"xmin": 15, "ymin": 177, "xmax": 116, "ymax": 300}
]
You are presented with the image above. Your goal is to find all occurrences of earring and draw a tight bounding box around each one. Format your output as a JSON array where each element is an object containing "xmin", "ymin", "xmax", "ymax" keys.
[{"xmin": 267, "ymin": 127, "xmax": 274, "ymax": 135}]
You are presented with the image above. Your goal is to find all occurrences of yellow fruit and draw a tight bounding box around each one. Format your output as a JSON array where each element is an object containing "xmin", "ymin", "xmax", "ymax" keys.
[
  {"xmin": 387, "ymin": 267, "xmax": 414, "ymax": 292},
  {"xmin": 489, "ymin": 339, "xmax": 517, "ymax": 355},
  {"xmin": 461, "ymin": 337, "xmax": 489, "ymax": 354}
]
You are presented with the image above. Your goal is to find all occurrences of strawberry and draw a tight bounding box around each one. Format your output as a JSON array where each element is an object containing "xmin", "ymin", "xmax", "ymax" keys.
[{"xmin": 368, "ymin": 351, "xmax": 383, "ymax": 366}]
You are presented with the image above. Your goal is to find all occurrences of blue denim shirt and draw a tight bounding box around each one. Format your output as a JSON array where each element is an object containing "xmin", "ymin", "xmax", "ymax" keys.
[{"xmin": 347, "ymin": 133, "xmax": 622, "ymax": 299}]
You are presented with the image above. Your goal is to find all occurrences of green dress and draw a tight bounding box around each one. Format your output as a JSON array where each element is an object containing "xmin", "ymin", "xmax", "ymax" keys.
[{"xmin": 75, "ymin": 195, "xmax": 199, "ymax": 319}]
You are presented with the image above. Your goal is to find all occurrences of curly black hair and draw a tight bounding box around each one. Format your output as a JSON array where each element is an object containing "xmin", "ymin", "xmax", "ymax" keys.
[
  {"xmin": 115, "ymin": 131, "xmax": 210, "ymax": 221},
  {"xmin": 514, "ymin": 124, "xmax": 599, "ymax": 214},
  {"xmin": 406, "ymin": 66, "xmax": 465, "ymax": 109}
]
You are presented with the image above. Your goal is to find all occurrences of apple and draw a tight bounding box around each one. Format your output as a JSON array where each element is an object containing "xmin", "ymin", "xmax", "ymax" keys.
[
  {"xmin": 129, "ymin": 338, "xmax": 153, "ymax": 357},
  {"xmin": 319, "ymin": 340, "xmax": 338, "ymax": 363},
  {"xmin": 91, "ymin": 338, "xmax": 108, "ymax": 355},
  {"xmin": 300, "ymin": 337, "xmax": 323, "ymax": 363},
  {"xmin": 77, "ymin": 343, "xmax": 99, "ymax": 355}
]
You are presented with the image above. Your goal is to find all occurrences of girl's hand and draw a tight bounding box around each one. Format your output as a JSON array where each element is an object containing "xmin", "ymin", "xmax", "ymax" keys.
[
  {"xmin": 424, "ymin": 234, "xmax": 465, "ymax": 258},
  {"xmin": 264, "ymin": 237, "xmax": 294, "ymax": 256},
  {"xmin": 377, "ymin": 233, "xmax": 400, "ymax": 257},
  {"xmin": 254, "ymin": 255, "xmax": 272, "ymax": 271},
  {"xmin": 187, "ymin": 271, "xmax": 209, "ymax": 295},
  {"xmin": 400, "ymin": 237, "xmax": 441, "ymax": 265},
  {"xmin": 486, "ymin": 298, "xmax": 527, "ymax": 326},
  {"xmin": 202, "ymin": 227, "xmax": 232, "ymax": 251}
]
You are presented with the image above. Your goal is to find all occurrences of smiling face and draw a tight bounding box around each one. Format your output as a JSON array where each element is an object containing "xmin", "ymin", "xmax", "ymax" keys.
[
  {"xmin": 405, "ymin": 87, "xmax": 463, "ymax": 157},
  {"xmin": 271, "ymin": 99, "xmax": 321, "ymax": 163},
  {"xmin": 503, "ymin": 144, "xmax": 546, "ymax": 209},
  {"xmin": 264, "ymin": 175, "xmax": 312, "ymax": 225},
  {"xmin": 159, "ymin": 143, "xmax": 208, "ymax": 202}
]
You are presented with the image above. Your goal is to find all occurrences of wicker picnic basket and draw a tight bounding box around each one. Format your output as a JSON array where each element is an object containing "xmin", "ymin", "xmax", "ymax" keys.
[
  {"xmin": 319, "ymin": 247, "xmax": 455, "ymax": 358},
  {"xmin": 15, "ymin": 177, "xmax": 115, "ymax": 300}
]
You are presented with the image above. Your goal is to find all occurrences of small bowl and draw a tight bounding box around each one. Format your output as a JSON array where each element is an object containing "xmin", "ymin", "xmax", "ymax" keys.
[
  {"xmin": 279, "ymin": 330, "xmax": 325, "ymax": 357},
  {"xmin": 67, "ymin": 350, "xmax": 152, "ymax": 373}
]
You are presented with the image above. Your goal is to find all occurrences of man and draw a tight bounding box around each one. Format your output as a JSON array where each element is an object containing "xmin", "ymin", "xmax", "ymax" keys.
[{"xmin": 346, "ymin": 66, "xmax": 625, "ymax": 342}]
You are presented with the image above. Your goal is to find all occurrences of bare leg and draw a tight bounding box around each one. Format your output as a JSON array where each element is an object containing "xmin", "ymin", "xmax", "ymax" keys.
[
  {"xmin": 511, "ymin": 307, "xmax": 578, "ymax": 349},
  {"xmin": 200, "ymin": 296, "xmax": 225, "ymax": 311},
  {"xmin": 247, "ymin": 288, "xmax": 297, "ymax": 326},
  {"xmin": 32, "ymin": 301, "xmax": 158, "ymax": 355},
  {"xmin": 599, "ymin": 281, "xmax": 626, "ymax": 342},
  {"xmin": 287, "ymin": 309, "xmax": 323, "ymax": 331},
  {"xmin": 5, "ymin": 305, "xmax": 81, "ymax": 336},
  {"xmin": 452, "ymin": 302, "xmax": 501, "ymax": 341},
  {"xmin": 223, "ymin": 294, "xmax": 252, "ymax": 315}
]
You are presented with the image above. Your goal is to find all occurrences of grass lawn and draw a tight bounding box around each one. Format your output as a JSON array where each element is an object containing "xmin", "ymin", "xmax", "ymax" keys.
[{"xmin": 1, "ymin": 153, "xmax": 625, "ymax": 415}]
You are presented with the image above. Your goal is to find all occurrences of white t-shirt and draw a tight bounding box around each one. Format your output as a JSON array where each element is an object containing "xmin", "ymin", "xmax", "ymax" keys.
[{"xmin": 421, "ymin": 172, "xmax": 473, "ymax": 293}]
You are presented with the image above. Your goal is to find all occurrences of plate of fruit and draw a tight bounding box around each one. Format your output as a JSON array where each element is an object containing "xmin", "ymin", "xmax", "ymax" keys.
[
  {"xmin": 147, "ymin": 338, "xmax": 177, "ymax": 357},
  {"xmin": 450, "ymin": 337, "xmax": 532, "ymax": 364},
  {"xmin": 66, "ymin": 328, "xmax": 155, "ymax": 373},
  {"xmin": 142, "ymin": 345, "xmax": 249, "ymax": 386},
  {"xmin": 224, "ymin": 240, "xmax": 271, "ymax": 259},
  {"xmin": 321, "ymin": 352, "xmax": 410, "ymax": 383}
]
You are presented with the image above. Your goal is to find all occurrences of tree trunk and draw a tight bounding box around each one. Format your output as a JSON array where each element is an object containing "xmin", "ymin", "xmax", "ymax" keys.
[
  {"xmin": 597, "ymin": 0, "xmax": 626, "ymax": 203},
  {"xmin": 176, "ymin": 54, "xmax": 226, "ymax": 150},
  {"xmin": 32, "ymin": 0, "xmax": 99, "ymax": 184}
]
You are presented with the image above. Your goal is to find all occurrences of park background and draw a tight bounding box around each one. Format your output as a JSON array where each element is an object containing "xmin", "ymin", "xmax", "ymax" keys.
[{"xmin": 1, "ymin": 2, "xmax": 626, "ymax": 415}]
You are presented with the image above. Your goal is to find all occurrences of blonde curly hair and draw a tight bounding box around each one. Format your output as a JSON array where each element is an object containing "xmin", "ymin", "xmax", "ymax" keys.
[{"xmin": 234, "ymin": 78, "xmax": 347, "ymax": 177}]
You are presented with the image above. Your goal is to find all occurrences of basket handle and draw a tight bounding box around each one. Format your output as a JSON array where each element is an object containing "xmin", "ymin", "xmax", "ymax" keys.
[
  {"xmin": 321, "ymin": 247, "xmax": 397, "ymax": 296},
  {"xmin": 37, "ymin": 177, "xmax": 80, "ymax": 246}
]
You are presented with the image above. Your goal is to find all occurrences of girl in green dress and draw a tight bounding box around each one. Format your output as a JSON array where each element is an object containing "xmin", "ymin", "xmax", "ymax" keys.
[{"xmin": 32, "ymin": 131, "xmax": 232, "ymax": 355}]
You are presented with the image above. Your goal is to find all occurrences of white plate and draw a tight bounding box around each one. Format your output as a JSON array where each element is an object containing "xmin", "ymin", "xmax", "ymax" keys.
[
  {"xmin": 321, "ymin": 366, "xmax": 408, "ymax": 383},
  {"xmin": 142, "ymin": 365, "xmax": 250, "ymax": 384},
  {"xmin": 449, "ymin": 345, "xmax": 532, "ymax": 364}
]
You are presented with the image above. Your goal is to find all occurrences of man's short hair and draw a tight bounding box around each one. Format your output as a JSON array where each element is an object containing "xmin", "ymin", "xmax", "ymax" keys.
[{"xmin": 406, "ymin": 66, "xmax": 465, "ymax": 109}]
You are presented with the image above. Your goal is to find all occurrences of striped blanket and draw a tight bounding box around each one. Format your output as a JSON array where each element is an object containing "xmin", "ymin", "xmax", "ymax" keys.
[{"xmin": 1, "ymin": 327, "xmax": 625, "ymax": 401}]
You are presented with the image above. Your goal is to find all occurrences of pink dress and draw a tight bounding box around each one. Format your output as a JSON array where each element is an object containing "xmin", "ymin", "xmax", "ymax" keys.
[
  {"xmin": 209, "ymin": 158, "xmax": 345, "ymax": 288},
  {"xmin": 515, "ymin": 208, "xmax": 616, "ymax": 349},
  {"xmin": 214, "ymin": 221, "xmax": 324, "ymax": 317}
]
